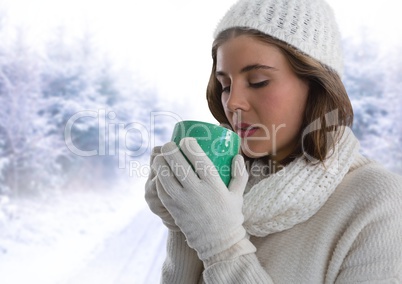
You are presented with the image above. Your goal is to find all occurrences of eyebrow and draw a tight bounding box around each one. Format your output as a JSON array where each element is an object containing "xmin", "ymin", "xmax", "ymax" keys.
[{"xmin": 216, "ymin": 64, "xmax": 277, "ymax": 77}]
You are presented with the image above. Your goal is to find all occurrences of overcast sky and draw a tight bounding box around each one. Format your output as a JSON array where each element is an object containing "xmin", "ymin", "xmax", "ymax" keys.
[{"xmin": 1, "ymin": 0, "xmax": 400, "ymax": 121}]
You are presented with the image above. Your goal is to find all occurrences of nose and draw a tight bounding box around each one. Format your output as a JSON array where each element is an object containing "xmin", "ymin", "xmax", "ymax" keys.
[{"xmin": 224, "ymin": 84, "xmax": 249, "ymax": 113}]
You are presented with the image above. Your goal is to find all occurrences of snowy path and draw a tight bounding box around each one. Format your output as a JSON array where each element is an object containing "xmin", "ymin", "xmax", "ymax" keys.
[
  {"xmin": 1, "ymin": 182, "xmax": 169, "ymax": 284},
  {"xmin": 63, "ymin": 208, "xmax": 168, "ymax": 284}
]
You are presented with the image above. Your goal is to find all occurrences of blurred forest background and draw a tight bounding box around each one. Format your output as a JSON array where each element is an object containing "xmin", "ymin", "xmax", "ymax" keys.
[
  {"xmin": 0, "ymin": 8, "xmax": 401, "ymax": 200},
  {"xmin": 0, "ymin": 11, "xmax": 175, "ymax": 197}
]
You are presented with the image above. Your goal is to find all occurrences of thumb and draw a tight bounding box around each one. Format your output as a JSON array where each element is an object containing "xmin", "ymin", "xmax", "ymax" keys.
[
  {"xmin": 228, "ymin": 155, "xmax": 248, "ymax": 195},
  {"xmin": 149, "ymin": 146, "xmax": 162, "ymax": 179}
]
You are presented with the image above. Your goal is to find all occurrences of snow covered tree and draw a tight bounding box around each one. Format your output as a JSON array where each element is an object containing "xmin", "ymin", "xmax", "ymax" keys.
[
  {"xmin": 0, "ymin": 27, "xmax": 58, "ymax": 195},
  {"xmin": 40, "ymin": 27, "xmax": 167, "ymax": 189},
  {"xmin": 381, "ymin": 40, "xmax": 402, "ymax": 173},
  {"xmin": 0, "ymin": 14, "xmax": 179, "ymax": 195},
  {"xmin": 39, "ymin": 27, "xmax": 122, "ymax": 189},
  {"xmin": 343, "ymin": 30, "xmax": 387, "ymax": 137},
  {"xmin": 343, "ymin": 27, "xmax": 401, "ymax": 173}
]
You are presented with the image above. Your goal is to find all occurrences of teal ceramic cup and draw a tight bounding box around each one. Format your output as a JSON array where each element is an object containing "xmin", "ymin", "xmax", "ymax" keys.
[{"xmin": 171, "ymin": 120, "xmax": 241, "ymax": 186}]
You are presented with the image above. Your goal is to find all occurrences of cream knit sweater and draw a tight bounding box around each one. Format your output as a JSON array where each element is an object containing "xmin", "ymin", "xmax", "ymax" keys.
[{"xmin": 160, "ymin": 154, "xmax": 402, "ymax": 283}]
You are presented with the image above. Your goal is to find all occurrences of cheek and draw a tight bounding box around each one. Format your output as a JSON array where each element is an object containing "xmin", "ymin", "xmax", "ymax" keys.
[
  {"xmin": 290, "ymin": 87, "xmax": 309, "ymax": 123},
  {"xmin": 221, "ymin": 94, "xmax": 233, "ymax": 114},
  {"xmin": 254, "ymin": 93, "xmax": 282, "ymax": 119},
  {"xmin": 277, "ymin": 82, "xmax": 308, "ymax": 118},
  {"xmin": 221, "ymin": 93, "xmax": 228, "ymax": 109},
  {"xmin": 254, "ymin": 86, "xmax": 308, "ymax": 137}
]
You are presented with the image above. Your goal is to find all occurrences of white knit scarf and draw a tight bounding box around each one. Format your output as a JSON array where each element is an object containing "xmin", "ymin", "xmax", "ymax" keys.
[{"xmin": 242, "ymin": 127, "xmax": 360, "ymax": 237}]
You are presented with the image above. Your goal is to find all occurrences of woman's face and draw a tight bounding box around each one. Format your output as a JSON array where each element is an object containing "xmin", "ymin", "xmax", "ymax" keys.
[{"xmin": 216, "ymin": 35, "xmax": 309, "ymax": 161}]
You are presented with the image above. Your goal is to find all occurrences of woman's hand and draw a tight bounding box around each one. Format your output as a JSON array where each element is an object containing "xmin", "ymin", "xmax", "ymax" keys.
[
  {"xmin": 152, "ymin": 137, "xmax": 249, "ymax": 261},
  {"xmin": 144, "ymin": 146, "xmax": 180, "ymax": 231}
]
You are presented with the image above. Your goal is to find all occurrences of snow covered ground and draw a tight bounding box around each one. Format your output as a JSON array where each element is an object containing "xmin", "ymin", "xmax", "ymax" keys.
[
  {"xmin": 64, "ymin": 207, "xmax": 167, "ymax": 284},
  {"xmin": 0, "ymin": 178, "xmax": 167, "ymax": 284}
]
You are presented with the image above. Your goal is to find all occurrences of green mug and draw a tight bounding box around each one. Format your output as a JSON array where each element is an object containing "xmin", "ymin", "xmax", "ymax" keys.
[{"xmin": 171, "ymin": 120, "xmax": 241, "ymax": 186}]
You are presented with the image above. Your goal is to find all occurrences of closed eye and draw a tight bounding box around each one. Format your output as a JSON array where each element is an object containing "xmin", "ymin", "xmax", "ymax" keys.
[
  {"xmin": 249, "ymin": 81, "xmax": 269, "ymax": 88},
  {"xmin": 222, "ymin": 86, "xmax": 231, "ymax": 93}
]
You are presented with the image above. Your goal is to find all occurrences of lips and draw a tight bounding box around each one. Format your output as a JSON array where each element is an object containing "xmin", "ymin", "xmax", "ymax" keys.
[{"xmin": 235, "ymin": 123, "xmax": 259, "ymax": 138}]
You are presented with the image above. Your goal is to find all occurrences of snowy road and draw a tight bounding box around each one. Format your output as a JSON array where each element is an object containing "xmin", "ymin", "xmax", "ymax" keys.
[
  {"xmin": 1, "ymin": 188, "xmax": 169, "ymax": 284},
  {"xmin": 63, "ymin": 208, "xmax": 168, "ymax": 284}
]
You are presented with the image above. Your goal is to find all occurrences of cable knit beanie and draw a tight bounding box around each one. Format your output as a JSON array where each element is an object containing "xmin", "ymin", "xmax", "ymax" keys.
[{"xmin": 214, "ymin": 0, "xmax": 343, "ymax": 76}]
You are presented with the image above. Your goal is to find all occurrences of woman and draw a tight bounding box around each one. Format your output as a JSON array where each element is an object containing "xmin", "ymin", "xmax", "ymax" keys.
[{"xmin": 145, "ymin": 0, "xmax": 402, "ymax": 283}]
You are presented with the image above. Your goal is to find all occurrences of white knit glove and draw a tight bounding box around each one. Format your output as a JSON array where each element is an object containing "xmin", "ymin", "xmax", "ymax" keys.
[
  {"xmin": 145, "ymin": 146, "xmax": 180, "ymax": 231},
  {"xmin": 153, "ymin": 137, "xmax": 249, "ymax": 261}
]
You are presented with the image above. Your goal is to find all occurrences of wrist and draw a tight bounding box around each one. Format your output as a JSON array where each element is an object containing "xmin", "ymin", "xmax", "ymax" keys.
[
  {"xmin": 189, "ymin": 226, "xmax": 250, "ymax": 262},
  {"xmin": 202, "ymin": 237, "xmax": 257, "ymax": 267}
]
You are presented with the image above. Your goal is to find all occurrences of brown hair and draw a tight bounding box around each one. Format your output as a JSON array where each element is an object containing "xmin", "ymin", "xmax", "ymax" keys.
[{"xmin": 206, "ymin": 28, "xmax": 353, "ymax": 164}]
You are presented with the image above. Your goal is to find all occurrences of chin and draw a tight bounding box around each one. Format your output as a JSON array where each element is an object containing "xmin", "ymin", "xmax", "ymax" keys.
[{"xmin": 241, "ymin": 146, "xmax": 270, "ymax": 159}]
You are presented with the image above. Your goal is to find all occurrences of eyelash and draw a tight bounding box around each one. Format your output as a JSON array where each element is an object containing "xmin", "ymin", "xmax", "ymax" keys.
[
  {"xmin": 221, "ymin": 80, "xmax": 269, "ymax": 93},
  {"xmin": 249, "ymin": 80, "xmax": 269, "ymax": 88},
  {"xmin": 222, "ymin": 86, "xmax": 230, "ymax": 93}
]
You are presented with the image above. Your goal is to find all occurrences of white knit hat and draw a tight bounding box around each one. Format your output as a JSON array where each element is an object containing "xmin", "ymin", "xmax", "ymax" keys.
[{"xmin": 214, "ymin": 0, "xmax": 343, "ymax": 76}]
